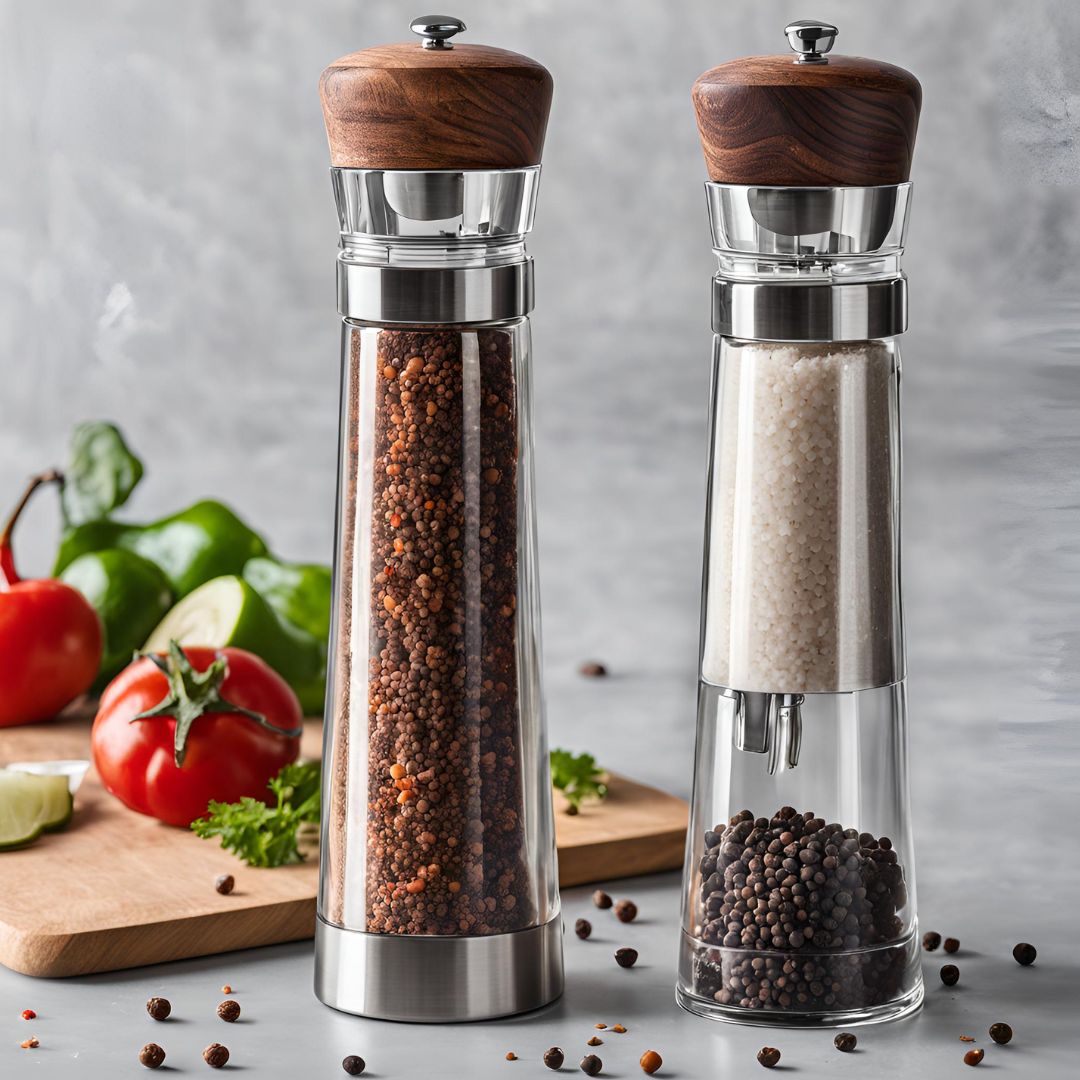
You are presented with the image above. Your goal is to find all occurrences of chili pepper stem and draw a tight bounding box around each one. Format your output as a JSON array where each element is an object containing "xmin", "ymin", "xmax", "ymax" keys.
[{"xmin": 0, "ymin": 470, "xmax": 64, "ymax": 588}]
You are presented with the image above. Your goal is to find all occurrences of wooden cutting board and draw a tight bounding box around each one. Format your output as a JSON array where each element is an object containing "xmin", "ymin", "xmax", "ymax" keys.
[{"xmin": 0, "ymin": 714, "xmax": 686, "ymax": 978}]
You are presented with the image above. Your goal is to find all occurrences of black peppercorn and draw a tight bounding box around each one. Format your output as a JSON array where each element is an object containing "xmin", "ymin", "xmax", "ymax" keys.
[
  {"xmin": 543, "ymin": 1047, "xmax": 565, "ymax": 1070},
  {"xmin": 575, "ymin": 918, "xmax": 592, "ymax": 940},
  {"xmin": 944, "ymin": 937, "xmax": 959, "ymax": 953},
  {"xmin": 940, "ymin": 964, "xmax": 960, "ymax": 986},
  {"xmin": 1013, "ymin": 942, "xmax": 1036, "ymax": 966},
  {"xmin": 834, "ymin": 1032, "xmax": 857, "ymax": 1052},
  {"xmin": 215, "ymin": 874, "xmax": 235, "ymax": 896},
  {"xmin": 615, "ymin": 947, "xmax": 638, "ymax": 968},
  {"xmin": 580, "ymin": 1054, "xmax": 602, "ymax": 1076},
  {"xmin": 203, "ymin": 1043, "xmax": 230, "ymax": 1068},
  {"xmin": 145, "ymin": 997, "xmax": 171, "ymax": 1021},
  {"xmin": 757, "ymin": 1047, "xmax": 781, "ymax": 1068},
  {"xmin": 614, "ymin": 899, "xmax": 637, "ymax": 923},
  {"xmin": 139, "ymin": 1043, "xmax": 166, "ymax": 1069},
  {"xmin": 217, "ymin": 999, "xmax": 241, "ymax": 1022},
  {"xmin": 922, "ymin": 931, "xmax": 942, "ymax": 951},
  {"xmin": 342, "ymin": 1055, "xmax": 366, "ymax": 1075},
  {"xmin": 988, "ymin": 1022, "xmax": 1013, "ymax": 1045},
  {"xmin": 964, "ymin": 1048, "xmax": 984, "ymax": 1066},
  {"xmin": 593, "ymin": 890, "xmax": 612, "ymax": 909}
]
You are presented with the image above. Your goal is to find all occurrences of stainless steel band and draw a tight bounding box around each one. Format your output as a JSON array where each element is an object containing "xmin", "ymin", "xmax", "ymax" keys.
[
  {"xmin": 707, "ymin": 182, "xmax": 911, "ymax": 341},
  {"xmin": 712, "ymin": 277, "xmax": 907, "ymax": 341},
  {"xmin": 338, "ymin": 258, "xmax": 534, "ymax": 323},
  {"xmin": 314, "ymin": 913, "xmax": 564, "ymax": 1021},
  {"xmin": 333, "ymin": 167, "xmax": 539, "ymax": 324}
]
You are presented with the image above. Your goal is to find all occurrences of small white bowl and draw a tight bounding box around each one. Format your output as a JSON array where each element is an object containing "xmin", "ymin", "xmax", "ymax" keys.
[{"xmin": 4, "ymin": 760, "xmax": 90, "ymax": 794}]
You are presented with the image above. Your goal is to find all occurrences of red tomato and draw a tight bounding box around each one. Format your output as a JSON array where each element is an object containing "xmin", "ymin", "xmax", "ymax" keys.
[
  {"xmin": 92, "ymin": 645, "xmax": 302, "ymax": 827},
  {"xmin": 0, "ymin": 471, "xmax": 102, "ymax": 727},
  {"xmin": 0, "ymin": 578, "xmax": 102, "ymax": 726}
]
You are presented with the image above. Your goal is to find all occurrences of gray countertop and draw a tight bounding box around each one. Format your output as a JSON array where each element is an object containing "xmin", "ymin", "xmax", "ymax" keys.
[{"xmin": 0, "ymin": 868, "xmax": 1075, "ymax": 1078}]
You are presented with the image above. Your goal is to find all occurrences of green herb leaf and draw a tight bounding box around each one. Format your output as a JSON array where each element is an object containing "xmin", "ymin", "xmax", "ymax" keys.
[
  {"xmin": 191, "ymin": 760, "xmax": 321, "ymax": 867},
  {"xmin": 550, "ymin": 748, "xmax": 608, "ymax": 815},
  {"xmin": 61, "ymin": 421, "xmax": 144, "ymax": 526}
]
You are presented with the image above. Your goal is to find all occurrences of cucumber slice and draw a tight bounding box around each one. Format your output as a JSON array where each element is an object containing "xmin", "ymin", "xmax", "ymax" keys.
[
  {"xmin": 143, "ymin": 575, "xmax": 322, "ymax": 702},
  {"xmin": 0, "ymin": 770, "xmax": 75, "ymax": 851}
]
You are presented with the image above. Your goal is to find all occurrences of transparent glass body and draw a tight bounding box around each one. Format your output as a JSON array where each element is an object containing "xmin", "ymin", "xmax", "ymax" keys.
[
  {"xmin": 678, "ymin": 335, "xmax": 922, "ymax": 1026},
  {"xmin": 319, "ymin": 317, "xmax": 558, "ymax": 938}
]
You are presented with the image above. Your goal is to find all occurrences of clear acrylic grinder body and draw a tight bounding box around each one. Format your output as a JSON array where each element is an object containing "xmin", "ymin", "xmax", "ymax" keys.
[
  {"xmin": 313, "ymin": 18, "xmax": 562, "ymax": 1022},
  {"xmin": 679, "ymin": 23, "xmax": 925, "ymax": 1026}
]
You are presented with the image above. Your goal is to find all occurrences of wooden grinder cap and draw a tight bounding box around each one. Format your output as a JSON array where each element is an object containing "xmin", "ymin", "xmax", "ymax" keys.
[
  {"xmin": 692, "ymin": 20, "xmax": 921, "ymax": 186},
  {"xmin": 320, "ymin": 15, "xmax": 553, "ymax": 170}
]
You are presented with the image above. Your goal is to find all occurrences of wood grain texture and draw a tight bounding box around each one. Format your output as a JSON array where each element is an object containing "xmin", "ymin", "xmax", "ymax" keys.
[
  {"xmin": 320, "ymin": 42, "xmax": 552, "ymax": 169},
  {"xmin": 692, "ymin": 54, "xmax": 921, "ymax": 186},
  {"xmin": 0, "ymin": 716, "xmax": 685, "ymax": 977}
]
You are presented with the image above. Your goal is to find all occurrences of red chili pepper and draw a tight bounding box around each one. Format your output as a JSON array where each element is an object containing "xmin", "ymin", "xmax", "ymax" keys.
[
  {"xmin": 0, "ymin": 472, "xmax": 102, "ymax": 727},
  {"xmin": 21, "ymin": 1009, "xmax": 36, "ymax": 1020}
]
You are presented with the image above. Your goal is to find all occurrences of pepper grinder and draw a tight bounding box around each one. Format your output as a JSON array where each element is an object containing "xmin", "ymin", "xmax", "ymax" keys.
[
  {"xmin": 678, "ymin": 21, "xmax": 924, "ymax": 1026},
  {"xmin": 314, "ymin": 16, "xmax": 562, "ymax": 1022}
]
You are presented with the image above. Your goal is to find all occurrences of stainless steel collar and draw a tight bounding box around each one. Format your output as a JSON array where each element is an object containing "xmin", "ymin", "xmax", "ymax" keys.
[
  {"xmin": 333, "ymin": 168, "xmax": 539, "ymax": 324},
  {"xmin": 707, "ymin": 183, "xmax": 911, "ymax": 341}
]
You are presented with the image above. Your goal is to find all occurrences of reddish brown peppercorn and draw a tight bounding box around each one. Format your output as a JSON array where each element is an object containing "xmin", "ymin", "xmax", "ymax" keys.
[
  {"xmin": 506, "ymin": 1052, "xmax": 518, "ymax": 1060},
  {"xmin": 217, "ymin": 1000, "xmax": 241, "ymax": 1022},
  {"xmin": 543, "ymin": 1047, "xmax": 565, "ymax": 1070},
  {"xmin": 342, "ymin": 1055, "xmax": 366, "ymax": 1075},
  {"xmin": 834, "ymin": 1032, "xmax": 857, "ymax": 1052},
  {"xmin": 580, "ymin": 1054, "xmax": 602, "ymax": 1076},
  {"xmin": 944, "ymin": 937, "xmax": 959, "ymax": 953},
  {"xmin": 203, "ymin": 1043, "xmax": 230, "ymax": 1069},
  {"xmin": 614, "ymin": 900, "xmax": 638, "ymax": 923},
  {"xmin": 922, "ymin": 931, "xmax": 942, "ymax": 951},
  {"xmin": 579, "ymin": 662, "xmax": 607, "ymax": 677},
  {"xmin": 575, "ymin": 918, "xmax": 592, "ymax": 940},
  {"xmin": 214, "ymin": 874, "xmax": 235, "ymax": 896},
  {"xmin": 146, "ymin": 997, "xmax": 171, "ymax": 1021},
  {"xmin": 611, "ymin": 1024, "xmax": 627, "ymax": 1033},
  {"xmin": 593, "ymin": 890, "xmax": 613, "ymax": 909},
  {"xmin": 139, "ymin": 1043, "xmax": 166, "ymax": 1069},
  {"xmin": 639, "ymin": 1049, "xmax": 662, "ymax": 1074},
  {"xmin": 757, "ymin": 1047, "xmax": 781, "ymax": 1068},
  {"xmin": 587, "ymin": 1036, "xmax": 603, "ymax": 1047},
  {"xmin": 964, "ymin": 1048, "xmax": 984, "ymax": 1066}
]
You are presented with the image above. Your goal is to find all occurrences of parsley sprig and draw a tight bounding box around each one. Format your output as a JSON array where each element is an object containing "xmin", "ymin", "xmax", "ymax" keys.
[
  {"xmin": 549, "ymin": 748, "xmax": 608, "ymax": 815},
  {"xmin": 191, "ymin": 761, "xmax": 321, "ymax": 867}
]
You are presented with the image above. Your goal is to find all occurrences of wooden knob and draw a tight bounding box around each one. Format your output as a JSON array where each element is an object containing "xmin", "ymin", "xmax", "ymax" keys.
[
  {"xmin": 692, "ymin": 46, "xmax": 921, "ymax": 186},
  {"xmin": 319, "ymin": 23, "xmax": 553, "ymax": 171}
]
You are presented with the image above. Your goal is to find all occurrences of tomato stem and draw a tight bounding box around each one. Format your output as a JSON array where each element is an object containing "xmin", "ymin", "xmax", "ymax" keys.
[
  {"xmin": 0, "ymin": 470, "xmax": 63, "ymax": 589},
  {"xmin": 131, "ymin": 641, "xmax": 303, "ymax": 767}
]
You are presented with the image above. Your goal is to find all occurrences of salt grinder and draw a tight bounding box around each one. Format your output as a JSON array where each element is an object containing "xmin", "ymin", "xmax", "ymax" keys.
[
  {"xmin": 314, "ymin": 16, "xmax": 562, "ymax": 1021},
  {"xmin": 678, "ymin": 22, "xmax": 924, "ymax": 1025}
]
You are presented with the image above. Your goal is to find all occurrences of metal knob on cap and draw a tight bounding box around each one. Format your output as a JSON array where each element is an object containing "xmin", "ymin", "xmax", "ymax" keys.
[
  {"xmin": 784, "ymin": 19, "xmax": 838, "ymax": 63},
  {"xmin": 410, "ymin": 14, "xmax": 466, "ymax": 49}
]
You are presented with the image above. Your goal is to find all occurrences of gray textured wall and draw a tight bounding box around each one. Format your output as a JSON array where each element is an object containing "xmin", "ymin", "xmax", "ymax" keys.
[{"xmin": 1, "ymin": 0, "xmax": 1077, "ymax": 810}]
